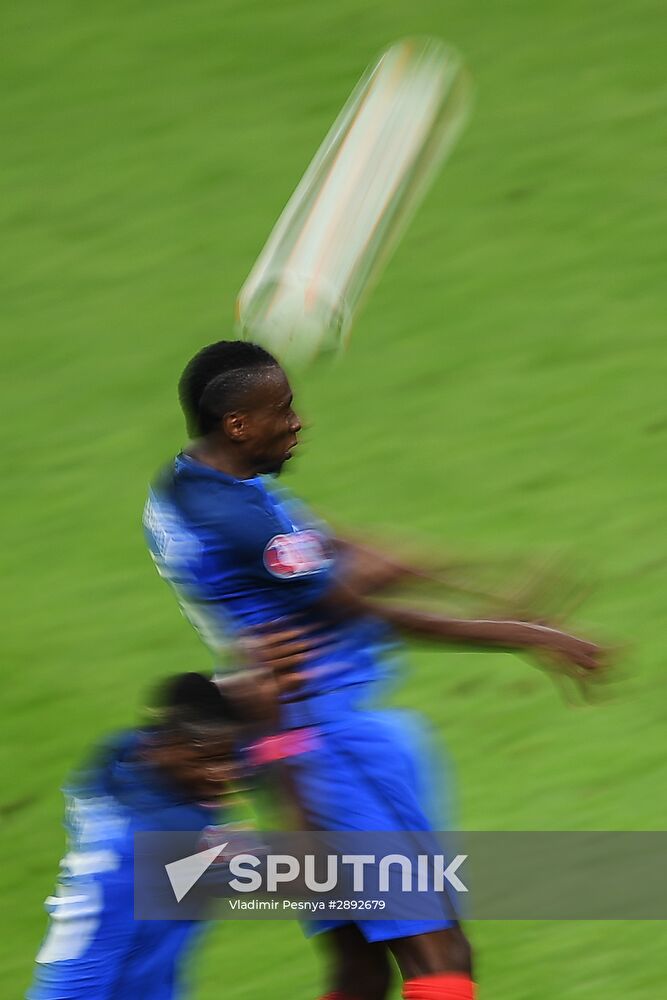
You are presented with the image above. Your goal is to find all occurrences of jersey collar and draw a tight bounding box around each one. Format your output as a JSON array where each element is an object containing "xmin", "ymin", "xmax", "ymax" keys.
[{"xmin": 175, "ymin": 452, "xmax": 266, "ymax": 489}]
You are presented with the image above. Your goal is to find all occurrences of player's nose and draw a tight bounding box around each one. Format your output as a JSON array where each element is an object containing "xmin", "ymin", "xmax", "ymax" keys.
[{"xmin": 289, "ymin": 411, "xmax": 302, "ymax": 433}]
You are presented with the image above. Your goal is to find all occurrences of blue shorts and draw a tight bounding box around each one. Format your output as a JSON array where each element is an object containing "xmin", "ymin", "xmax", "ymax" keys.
[{"xmin": 283, "ymin": 687, "xmax": 457, "ymax": 942}]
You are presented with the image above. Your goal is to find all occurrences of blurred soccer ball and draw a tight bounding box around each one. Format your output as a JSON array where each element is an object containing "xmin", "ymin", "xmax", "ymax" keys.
[
  {"xmin": 238, "ymin": 272, "xmax": 350, "ymax": 369},
  {"xmin": 237, "ymin": 38, "xmax": 472, "ymax": 368}
]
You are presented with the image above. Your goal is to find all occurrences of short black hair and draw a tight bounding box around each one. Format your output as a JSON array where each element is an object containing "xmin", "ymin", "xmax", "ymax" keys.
[
  {"xmin": 152, "ymin": 671, "xmax": 243, "ymax": 734},
  {"xmin": 72, "ymin": 673, "xmax": 242, "ymax": 796},
  {"xmin": 178, "ymin": 340, "xmax": 278, "ymax": 437}
]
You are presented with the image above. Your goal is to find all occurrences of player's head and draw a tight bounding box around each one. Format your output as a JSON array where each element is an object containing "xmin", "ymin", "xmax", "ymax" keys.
[
  {"xmin": 144, "ymin": 672, "xmax": 244, "ymax": 802},
  {"xmin": 179, "ymin": 340, "xmax": 301, "ymax": 475}
]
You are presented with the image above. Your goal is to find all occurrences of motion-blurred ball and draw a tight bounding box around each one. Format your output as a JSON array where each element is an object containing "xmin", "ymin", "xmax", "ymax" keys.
[{"xmin": 236, "ymin": 37, "xmax": 472, "ymax": 368}]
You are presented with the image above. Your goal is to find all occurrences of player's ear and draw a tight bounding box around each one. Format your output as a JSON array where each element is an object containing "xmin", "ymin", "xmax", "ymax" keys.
[{"xmin": 223, "ymin": 411, "xmax": 249, "ymax": 441}]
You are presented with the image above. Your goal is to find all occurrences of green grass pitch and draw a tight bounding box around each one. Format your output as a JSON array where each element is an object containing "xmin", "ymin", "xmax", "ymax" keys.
[{"xmin": 2, "ymin": 1, "xmax": 666, "ymax": 997}]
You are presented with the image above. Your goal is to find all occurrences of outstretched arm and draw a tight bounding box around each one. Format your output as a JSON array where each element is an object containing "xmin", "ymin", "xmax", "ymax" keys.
[{"xmin": 318, "ymin": 579, "xmax": 606, "ymax": 676}]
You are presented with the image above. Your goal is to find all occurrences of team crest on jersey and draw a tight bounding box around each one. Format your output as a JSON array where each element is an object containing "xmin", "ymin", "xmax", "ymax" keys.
[{"xmin": 263, "ymin": 530, "xmax": 331, "ymax": 578}]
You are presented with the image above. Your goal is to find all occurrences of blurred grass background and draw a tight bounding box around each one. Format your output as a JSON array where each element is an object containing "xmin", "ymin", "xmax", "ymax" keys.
[{"xmin": 2, "ymin": 0, "xmax": 666, "ymax": 996}]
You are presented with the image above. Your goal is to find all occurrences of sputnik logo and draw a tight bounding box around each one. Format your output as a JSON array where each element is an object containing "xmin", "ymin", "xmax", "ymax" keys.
[{"xmin": 165, "ymin": 842, "xmax": 228, "ymax": 902}]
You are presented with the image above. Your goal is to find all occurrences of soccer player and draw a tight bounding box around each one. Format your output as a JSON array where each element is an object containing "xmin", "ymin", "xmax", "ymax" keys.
[
  {"xmin": 27, "ymin": 672, "xmax": 248, "ymax": 1000},
  {"xmin": 144, "ymin": 341, "xmax": 606, "ymax": 1000}
]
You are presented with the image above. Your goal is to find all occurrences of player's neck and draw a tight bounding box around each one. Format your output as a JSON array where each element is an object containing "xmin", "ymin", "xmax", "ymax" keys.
[{"xmin": 184, "ymin": 440, "xmax": 259, "ymax": 481}]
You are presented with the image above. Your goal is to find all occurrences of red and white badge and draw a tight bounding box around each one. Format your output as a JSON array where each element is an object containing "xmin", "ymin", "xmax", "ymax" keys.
[{"xmin": 263, "ymin": 530, "xmax": 332, "ymax": 579}]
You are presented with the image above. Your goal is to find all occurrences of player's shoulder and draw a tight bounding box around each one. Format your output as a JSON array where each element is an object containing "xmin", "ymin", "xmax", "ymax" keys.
[
  {"xmin": 62, "ymin": 732, "xmax": 137, "ymax": 859},
  {"xmin": 147, "ymin": 455, "xmax": 243, "ymax": 526},
  {"xmin": 145, "ymin": 458, "xmax": 286, "ymax": 577},
  {"xmin": 264, "ymin": 480, "xmax": 327, "ymax": 531}
]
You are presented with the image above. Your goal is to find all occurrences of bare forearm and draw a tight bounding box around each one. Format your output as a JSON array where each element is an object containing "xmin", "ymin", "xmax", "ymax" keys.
[
  {"xmin": 365, "ymin": 599, "xmax": 601, "ymax": 671},
  {"xmin": 318, "ymin": 579, "xmax": 603, "ymax": 672},
  {"xmin": 321, "ymin": 578, "xmax": 548, "ymax": 650},
  {"xmin": 375, "ymin": 603, "xmax": 562, "ymax": 650}
]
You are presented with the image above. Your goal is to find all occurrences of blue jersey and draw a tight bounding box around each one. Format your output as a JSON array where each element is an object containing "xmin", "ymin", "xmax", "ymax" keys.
[
  {"xmin": 143, "ymin": 455, "xmax": 397, "ymax": 702},
  {"xmin": 27, "ymin": 733, "xmax": 219, "ymax": 1000}
]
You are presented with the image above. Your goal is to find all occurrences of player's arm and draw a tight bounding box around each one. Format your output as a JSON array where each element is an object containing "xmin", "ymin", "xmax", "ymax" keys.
[
  {"xmin": 375, "ymin": 603, "xmax": 603, "ymax": 671},
  {"xmin": 238, "ymin": 518, "xmax": 604, "ymax": 677},
  {"xmin": 331, "ymin": 534, "xmax": 504, "ymax": 603},
  {"xmin": 331, "ymin": 535, "xmax": 429, "ymax": 594},
  {"xmin": 317, "ymin": 578, "xmax": 606, "ymax": 675}
]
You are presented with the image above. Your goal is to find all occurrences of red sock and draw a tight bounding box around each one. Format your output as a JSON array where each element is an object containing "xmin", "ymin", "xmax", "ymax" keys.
[{"xmin": 403, "ymin": 973, "xmax": 476, "ymax": 1000}]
